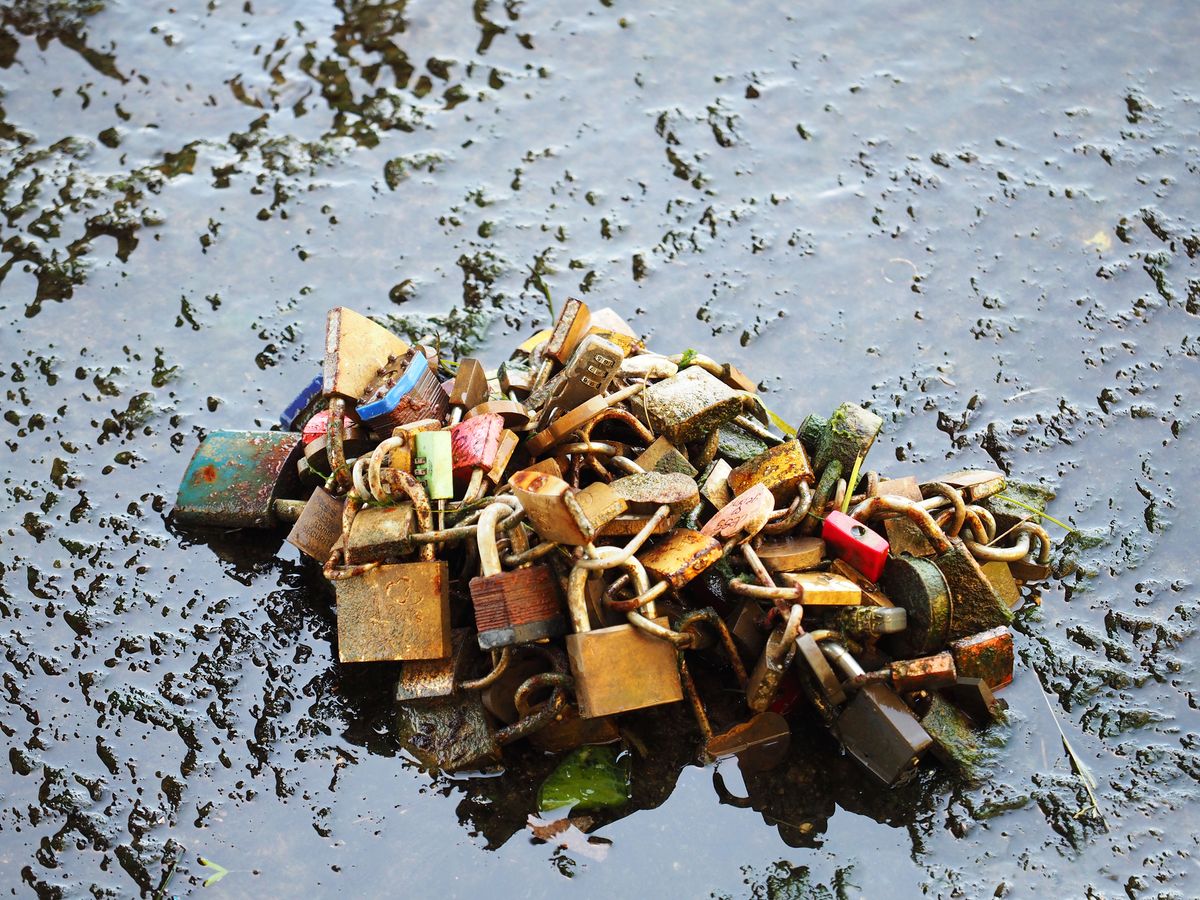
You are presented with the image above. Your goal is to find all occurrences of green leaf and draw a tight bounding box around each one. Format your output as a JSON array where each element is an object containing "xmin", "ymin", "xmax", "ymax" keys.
[
  {"xmin": 840, "ymin": 452, "xmax": 864, "ymax": 515},
  {"xmin": 994, "ymin": 494, "xmax": 1076, "ymax": 533},
  {"xmin": 537, "ymin": 745, "xmax": 631, "ymax": 813},
  {"xmin": 198, "ymin": 857, "xmax": 229, "ymax": 888},
  {"xmin": 677, "ymin": 348, "xmax": 697, "ymax": 367}
]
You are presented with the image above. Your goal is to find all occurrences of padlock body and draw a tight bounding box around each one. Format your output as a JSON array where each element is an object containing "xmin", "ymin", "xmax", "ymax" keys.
[
  {"xmin": 727, "ymin": 440, "xmax": 815, "ymax": 501},
  {"xmin": 757, "ymin": 536, "xmax": 825, "ymax": 574},
  {"xmin": 747, "ymin": 629, "xmax": 796, "ymax": 712},
  {"xmin": 918, "ymin": 692, "xmax": 985, "ymax": 777},
  {"xmin": 175, "ymin": 430, "xmax": 304, "ymax": 528},
  {"xmin": 336, "ymin": 561, "xmax": 451, "ymax": 662},
  {"xmin": 800, "ymin": 402, "xmax": 883, "ymax": 475},
  {"xmin": 643, "ymin": 366, "xmax": 743, "ymax": 445},
  {"xmin": 934, "ymin": 539, "xmax": 1013, "ymax": 638},
  {"xmin": 280, "ymin": 373, "xmax": 325, "ymax": 431},
  {"xmin": 469, "ymin": 566, "xmax": 567, "ymax": 650},
  {"xmin": 822, "ymin": 510, "xmax": 889, "ymax": 583},
  {"xmin": 324, "ymin": 306, "xmax": 410, "ymax": 401},
  {"xmin": 889, "ymin": 651, "xmax": 957, "ymax": 694},
  {"xmin": 880, "ymin": 555, "xmax": 952, "ymax": 657},
  {"xmin": 566, "ymin": 618, "xmax": 684, "ymax": 718},
  {"xmin": 413, "ymin": 430, "xmax": 454, "ymax": 501},
  {"xmin": 394, "ymin": 628, "xmax": 481, "ymax": 703},
  {"xmin": 835, "ymin": 683, "xmax": 931, "ymax": 787},
  {"xmin": 285, "ymin": 487, "xmax": 345, "ymax": 562},
  {"xmin": 778, "ymin": 571, "xmax": 862, "ymax": 606},
  {"xmin": 639, "ymin": 529, "xmax": 723, "ymax": 589},
  {"xmin": 949, "ymin": 626, "xmax": 1013, "ymax": 689},
  {"xmin": 450, "ymin": 413, "xmax": 504, "ymax": 484},
  {"xmin": 344, "ymin": 504, "xmax": 415, "ymax": 565},
  {"xmin": 358, "ymin": 349, "xmax": 449, "ymax": 433}
]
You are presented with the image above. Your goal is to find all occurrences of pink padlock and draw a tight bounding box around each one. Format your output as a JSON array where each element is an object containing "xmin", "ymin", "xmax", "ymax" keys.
[
  {"xmin": 450, "ymin": 413, "xmax": 504, "ymax": 484},
  {"xmin": 822, "ymin": 510, "xmax": 889, "ymax": 583}
]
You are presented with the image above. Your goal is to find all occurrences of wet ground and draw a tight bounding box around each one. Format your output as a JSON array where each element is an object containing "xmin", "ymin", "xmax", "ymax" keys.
[{"xmin": 1, "ymin": 0, "xmax": 1199, "ymax": 896}]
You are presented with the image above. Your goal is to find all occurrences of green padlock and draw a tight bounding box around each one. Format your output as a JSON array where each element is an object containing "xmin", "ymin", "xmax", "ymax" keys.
[
  {"xmin": 799, "ymin": 402, "xmax": 883, "ymax": 475},
  {"xmin": 175, "ymin": 429, "xmax": 306, "ymax": 529},
  {"xmin": 413, "ymin": 430, "xmax": 454, "ymax": 502}
]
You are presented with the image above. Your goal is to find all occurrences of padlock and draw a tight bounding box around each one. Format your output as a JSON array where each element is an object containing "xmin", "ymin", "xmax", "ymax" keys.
[
  {"xmin": 513, "ymin": 669, "xmax": 621, "ymax": 753},
  {"xmin": 343, "ymin": 503, "xmax": 416, "ymax": 565},
  {"xmin": 524, "ymin": 382, "xmax": 645, "ymax": 457},
  {"xmin": 285, "ymin": 486, "xmax": 345, "ymax": 562},
  {"xmin": 446, "ymin": 357, "xmax": 489, "ymax": 425},
  {"xmin": 641, "ymin": 365, "xmax": 746, "ymax": 446},
  {"xmin": 610, "ymin": 471, "xmax": 700, "ymax": 518},
  {"xmin": 699, "ymin": 458, "xmax": 734, "ymax": 510},
  {"xmin": 700, "ymin": 483, "xmax": 774, "ymax": 543},
  {"xmin": 911, "ymin": 691, "xmax": 987, "ymax": 778},
  {"xmin": 639, "ymin": 528, "xmax": 723, "ymax": 590},
  {"xmin": 412, "ymin": 430, "xmax": 454, "ymax": 503},
  {"xmin": 323, "ymin": 306, "xmax": 411, "ymax": 401},
  {"xmin": 302, "ymin": 409, "xmax": 359, "ymax": 446},
  {"xmin": 810, "ymin": 605, "xmax": 907, "ymax": 639},
  {"xmin": 924, "ymin": 469, "xmax": 1006, "ymax": 504},
  {"xmin": 727, "ymin": 440, "xmax": 815, "ymax": 501},
  {"xmin": 845, "ymin": 651, "xmax": 957, "ymax": 695},
  {"xmin": 946, "ymin": 677, "xmax": 1001, "ymax": 725},
  {"xmin": 175, "ymin": 430, "xmax": 307, "ymax": 529},
  {"xmin": 746, "ymin": 605, "xmax": 803, "ymax": 712},
  {"xmin": 820, "ymin": 640, "xmax": 932, "ymax": 787},
  {"xmin": 510, "ymin": 469, "xmax": 626, "ymax": 545},
  {"xmin": 332, "ymin": 472, "xmax": 450, "ymax": 662},
  {"xmin": 828, "ymin": 558, "xmax": 894, "ymax": 607},
  {"xmin": 469, "ymin": 502, "xmax": 567, "ymax": 650},
  {"xmin": 563, "ymin": 559, "xmax": 683, "ymax": 718},
  {"xmin": 822, "ymin": 510, "xmax": 889, "ymax": 583},
  {"xmin": 357, "ymin": 347, "xmax": 449, "ymax": 433},
  {"xmin": 621, "ymin": 353, "xmax": 679, "ymax": 381},
  {"xmin": 869, "ymin": 475, "xmax": 934, "ymax": 557},
  {"xmin": 798, "ymin": 402, "xmax": 883, "ymax": 476},
  {"xmin": 851, "ymin": 495, "xmax": 1012, "ymax": 639},
  {"xmin": 716, "ymin": 423, "xmax": 771, "ymax": 465},
  {"xmin": 586, "ymin": 306, "xmax": 642, "ymax": 354},
  {"xmin": 395, "ymin": 671, "xmax": 568, "ymax": 772},
  {"xmin": 776, "ymin": 571, "xmax": 862, "ymax": 606},
  {"xmin": 542, "ymin": 297, "xmax": 592, "ymax": 366},
  {"xmin": 725, "ymin": 598, "xmax": 770, "ymax": 665},
  {"xmin": 949, "ymin": 626, "xmax": 1013, "ymax": 689},
  {"xmin": 981, "ymin": 560, "xmax": 1021, "ymax": 608},
  {"xmin": 498, "ymin": 360, "xmax": 535, "ymax": 398},
  {"xmin": 756, "ymin": 536, "xmax": 825, "ymax": 574},
  {"xmin": 393, "ymin": 627, "xmax": 482, "ymax": 704},
  {"xmin": 380, "ymin": 418, "xmax": 441, "ymax": 474},
  {"xmin": 450, "ymin": 412, "xmax": 504, "ymax": 496},
  {"xmin": 634, "ymin": 435, "xmax": 697, "ymax": 478},
  {"xmin": 536, "ymin": 333, "xmax": 624, "ymax": 429},
  {"xmin": 279, "ymin": 372, "xmax": 325, "ymax": 431}
]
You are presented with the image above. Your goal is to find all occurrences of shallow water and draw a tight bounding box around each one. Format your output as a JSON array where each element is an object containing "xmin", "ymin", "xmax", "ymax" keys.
[{"xmin": 1, "ymin": 0, "xmax": 1199, "ymax": 896}]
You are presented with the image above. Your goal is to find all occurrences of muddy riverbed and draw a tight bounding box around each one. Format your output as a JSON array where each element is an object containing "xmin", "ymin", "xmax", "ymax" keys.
[{"xmin": 1, "ymin": 0, "xmax": 1198, "ymax": 896}]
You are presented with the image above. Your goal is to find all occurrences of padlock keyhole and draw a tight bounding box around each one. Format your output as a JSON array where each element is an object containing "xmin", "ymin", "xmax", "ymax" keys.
[{"xmin": 851, "ymin": 525, "xmax": 866, "ymax": 538}]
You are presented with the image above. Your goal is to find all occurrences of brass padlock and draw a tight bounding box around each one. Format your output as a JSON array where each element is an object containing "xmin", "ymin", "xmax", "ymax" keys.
[
  {"xmin": 610, "ymin": 471, "xmax": 700, "ymax": 518},
  {"xmin": 634, "ymin": 435, "xmax": 698, "ymax": 478},
  {"xmin": 727, "ymin": 440, "xmax": 815, "ymax": 501},
  {"xmin": 331, "ymin": 472, "xmax": 450, "ymax": 663},
  {"xmin": 639, "ymin": 528, "xmax": 723, "ymax": 590},
  {"xmin": 642, "ymin": 365, "xmax": 746, "ymax": 445},
  {"xmin": 563, "ymin": 560, "xmax": 683, "ymax": 718},
  {"xmin": 446, "ymin": 357, "xmax": 489, "ymax": 425},
  {"xmin": 323, "ymin": 306, "xmax": 411, "ymax": 401},
  {"xmin": 776, "ymin": 571, "xmax": 862, "ymax": 606},
  {"xmin": 469, "ymin": 502, "xmax": 567, "ymax": 649},
  {"xmin": 756, "ymin": 536, "xmax": 826, "ymax": 573},
  {"xmin": 285, "ymin": 486, "xmax": 345, "ymax": 562},
  {"xmin": 343, "ymin": 503, "xmax": 416, "ymax": 565},
  {"xmin": 509, "ymin": 469, "xmax": 626, "ymax": 545}
]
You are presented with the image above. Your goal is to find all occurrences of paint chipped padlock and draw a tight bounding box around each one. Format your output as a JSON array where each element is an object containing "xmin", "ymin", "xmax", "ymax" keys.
[
  {"xmin": 396, "ymin": 671, "xmax": 568, "ymax": 773},
  {"xmin": 450, "ymin": 412, "xmax": 505, "ymax": 498},
  {"xmin": 820, "ymin": 640, "xmax": 932, "ymax": 787},
  {"xmin": 798, "ymin": 401, "xmax": 883, "ymax": 477},
  {"xmin": 949, "ymin": 626, "xmax": 1014, "ymax": 690},
  {"xmin": 469, "ymin": 502, "xmax": 567, "ymax": 650},
  {"xmin": 563, "ymin": 558, "xmax": 683, "ymax": 718},
  {"xmin": 822, "ymin": 510, "xmax": 889, "ymax": 583},
  {"xmin": 279, "ymin": 372, "xmax": 325, "ymax": 431},
  {"xmin": 357, "ymin": 346, "xmax": 449, "ymax": 433},
  {"xmin": 323, "ymin": 306, "xmax": 411, "ymax": 402},
  {"xmin": 634, "ymin": 435, "xmax": 697, "ymax": 478},
  {"xmin": 175, "ymin": 430, "xmax": 306, "ymax": 529},
  {"xmin": 641, "ymin": 365, "xmax": 746, "ymax": 445},
  {"xmin": 329, "ymin": 472, "xmax": 450, "ymax": 662},
  {"xmin": 851, "ymin": 495, "xmax": 1012, "ymax": 639},
  {"xmin": 509, "ymin": 469, "xmax": 627, "ymax": 546},
  {"xmin": 727, "ymin": 440, "xmax": 815, "ymax": 501},
  {"xmin": 845, "ymin": 651, "xmax": 958, "ymax": 695}
]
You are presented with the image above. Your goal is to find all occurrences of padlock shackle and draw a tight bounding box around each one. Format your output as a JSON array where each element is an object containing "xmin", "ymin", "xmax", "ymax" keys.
[
  {"xmin": 574, "ymin": 504, "xmax": 671, "ymax": 570},
  {"xmin": 458, "ymin": 647, "xmax": 511, "ymax": 692},
  {"xmin": 820, "ymin": 639, "xmax": 866, "ymax": 679},
  {"xmin": 378, "ymin": 469, "xmax": 435, "ymax": 561},
  {"xmin": 367, "ymin": 435, "xmax": 409, "ymax": 502},
  {"xmin": 800, "ymin": 459, "xmax": 842, "ymax": 536},
  {"xmin": 676, "ymin": 608, "xmax": 750, "ymax": 688},
  {"xmin": 965, "ymin": 520, "xmax": 1052, "ymax": 564},
  {"xmin": 741, "ymin": 543, "xmax": 777, "ymax": 588},
  {"xmin": 475, "ymin": 502, "xmax": 507, "ymax": 578},
  {"xmin": 847, "ymin": 495, "xmax": 953, "ymax": 555},
  {"xmin": 763, "ymin": 481, "xmax": 814, "ymax": 535},
  {"xmin": 494, "ymin": 673, "xmax": 568, "ymax": 747},
  {"xmin": 326, "ymin": 397, "xmax": 351, "ymax": 491},
  {"xmin": 922, "ymin": 482, "xmax": 967, "ymax": 537}
]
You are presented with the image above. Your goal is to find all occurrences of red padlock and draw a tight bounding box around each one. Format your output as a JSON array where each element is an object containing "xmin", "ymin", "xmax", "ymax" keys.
[
  {"xmin": 822, "ymin": 510, "xmax": 889, "ymax": 583},
  {"xmin": 301, "ymin": 409, "xmax": 356, "ymax": 446},
  {"xmin": 450, "ymin": 412, "xmax": 504, "ymax": 485}
]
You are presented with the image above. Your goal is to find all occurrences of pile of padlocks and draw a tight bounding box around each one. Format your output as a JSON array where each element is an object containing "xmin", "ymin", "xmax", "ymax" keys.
[{"xmin": 175, "ymin": 302, "xmax": 1054, "ymax": 786}]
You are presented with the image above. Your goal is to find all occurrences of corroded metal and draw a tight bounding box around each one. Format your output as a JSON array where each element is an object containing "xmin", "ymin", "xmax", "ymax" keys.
[{"xmin": 175, "ymin": 429, "xmax": 304, "ymax": 529}]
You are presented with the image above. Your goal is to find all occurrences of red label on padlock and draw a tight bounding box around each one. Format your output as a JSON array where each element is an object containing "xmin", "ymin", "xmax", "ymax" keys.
[
  {"xmin": 822, "ymin": 510, "xmax": 889, "ymax": 583},
  {"xmin": 301, "ymin": 410, "xmax": 355, "ymax": 446},
  {"xmin": 450, "ymin": 413, "xmax": 504, "ymax": 482}
]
